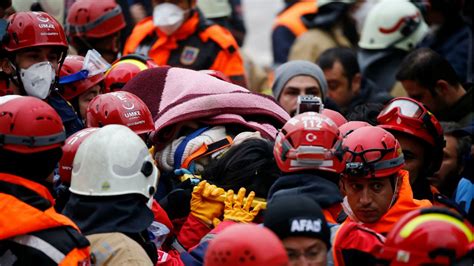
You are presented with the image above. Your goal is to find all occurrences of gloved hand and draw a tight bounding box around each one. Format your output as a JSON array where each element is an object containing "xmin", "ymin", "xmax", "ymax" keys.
[
  {"xmin": 222, "ymin": 187, "xmax": 263, "ymax": 223},
  {"xmin": 190, "ymin": 180, "xmax": 225, "ymax": 226}
]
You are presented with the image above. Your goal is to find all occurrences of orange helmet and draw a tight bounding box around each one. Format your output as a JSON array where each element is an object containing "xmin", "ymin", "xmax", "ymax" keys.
[
  {"xmin": 342, "ymin": 126, "xmax": 404, "ymax": 178},
  {"xmin": 378, "ymin": 208, "xmax": 473, "ymax": 265}
]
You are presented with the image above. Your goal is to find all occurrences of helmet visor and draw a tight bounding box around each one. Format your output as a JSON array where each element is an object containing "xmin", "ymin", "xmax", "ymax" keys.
[
  {"xmin": 59, "ymin": 49, "xmax": 110, "ymax": 84},
  {"xmin": 379, "ymin": 98, "xmax": 424, "ymax": 119}
]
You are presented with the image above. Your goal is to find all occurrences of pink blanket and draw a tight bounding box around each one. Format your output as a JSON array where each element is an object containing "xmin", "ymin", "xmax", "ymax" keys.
[{"xmin": 123, "ymin": 66, "xmax": 290, "ymax": 150}]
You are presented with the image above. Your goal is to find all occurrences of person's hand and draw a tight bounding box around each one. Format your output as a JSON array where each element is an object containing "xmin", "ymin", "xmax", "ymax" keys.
[
  {"xmin": 190, "ymin": 180, "xmax": 225, "ymax": 226},
  {"xmin": 222, "ymin": 187, "xmax": 263, "ymax": 223}
]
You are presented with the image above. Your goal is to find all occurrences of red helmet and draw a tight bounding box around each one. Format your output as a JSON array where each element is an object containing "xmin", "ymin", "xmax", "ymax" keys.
[
  {"xmin": 377, "ymin": 97, "xmax": 444, "ymax": 174},
  {"xmin": 59, "ymin": 127, "xmax": 99, "ymax": 185},
  {"xmin": 104, "ymin": 55, "xmax": 158, "ymax": 92},
  {"xmin": 86, "ymin": 91, "xmax": 155, "ymax": 135},
  {"xmin": 342, "ymin": 126, "xmax": 404, "ymax": 178},
  {"xmin": 274, "ymin": 112, "xmax": 345, "ymax": 173},
  {"xmin": 339, "ymin": 121, "xmax": 371, "ymax": 138},
  {"xmin": 199, "ymin": 70, "xmax": 232, "ymax": 83},
  {"xmin": 204, "ymin": 223, "xmax": 288, "ymax": 266},
  {"xmin": 66, "ymin": 0, "xmax": 125, "ymax": 39},
  {"xmin": 378, "ymin": 208, "xmax": 473, "ymax": 265},
  {"xmin": 2, "ymin": 12, "xmax": 68, "ymax": 53},
  {"xmin": 0, "ymin": 96, "xmax": 65, "ymax": 153},
  {"xmin": 59, "ymin": 55, "xmax": 105, "ymax": 100},
  {"xmin": 321, "ymin": 108, "xmax": 347, "ymax": 127}
]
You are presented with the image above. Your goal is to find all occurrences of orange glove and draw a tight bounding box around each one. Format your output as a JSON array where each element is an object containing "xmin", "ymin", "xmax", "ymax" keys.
[
  {"xmin": 190, "ymin": 180, "xmax": 225, "ymax": 226},
  {"xmin": 222, "ymin": 187, "xmax": 263, "ymax": 223}
]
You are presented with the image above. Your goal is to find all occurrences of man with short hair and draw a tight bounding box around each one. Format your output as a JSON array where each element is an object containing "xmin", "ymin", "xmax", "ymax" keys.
[
  {"xmin": 340, "ymin": 126, "xmax": 431, "ymax": 235},
  {"xmin": 318, "ymin": 47, "xmax": 391, "ymax": 115},
  {"xmin": 1, "ymin": 11, "xmax": 84, "ymax": 136},
  {"xmin": 397, "ymin": 48, "xmax": 473, "ymax": 127}
]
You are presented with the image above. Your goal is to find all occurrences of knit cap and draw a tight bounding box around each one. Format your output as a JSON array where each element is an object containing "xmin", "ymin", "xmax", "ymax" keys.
[
  {"xmin": 264, "ymin": 194, "xmax": 331, "ymax": 249},
  {"xmin": 272, "ymin": 60, "xmax": 328, "ymax": 101}
]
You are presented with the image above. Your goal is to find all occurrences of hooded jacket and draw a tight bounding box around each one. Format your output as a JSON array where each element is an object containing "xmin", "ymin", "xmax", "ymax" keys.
[{"xmin": 267, "ymin": 173, "xmax": 343, "ymax": 223}]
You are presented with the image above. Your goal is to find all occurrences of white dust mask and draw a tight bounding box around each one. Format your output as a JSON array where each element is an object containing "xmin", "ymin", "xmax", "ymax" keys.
[
  {"xmin": 19, "ymin": 61, "xmax": 55, "ymax": 99},
  {"xmin": 153, "ymin": 3, "xmax": 185, "ymax": 35}
]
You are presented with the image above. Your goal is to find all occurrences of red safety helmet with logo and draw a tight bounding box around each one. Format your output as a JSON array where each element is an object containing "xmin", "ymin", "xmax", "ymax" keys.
[
  {"xmin": 86, "ymin": 91, "xmax": 155, "ymax": 135},
  {"xmin": 58, "ymin": 55, "xmax": 105, "ymax": 100},
  {"xmin": 377, "ymin": 97, "xmax": 444, "ymax": 175},
  {"xmin": 2, "ymin": 11, "xmax": 68, "ymax": 53},
  {"xmin": 59, "ymin": 127, "xmax": 99, "ymax": 185},
  {"xmin": 104, "ymin": 54, "xmax": 158, "ymax": 92},
  {"xmin": 274, "ymin": 112, "xmax": 345, "ymax": 173},
  {"xmin": 378, "ymin": 208, "xmax": 473, "ymax": 265},
  {"xmin": 342, "ymin": 126, "xmax": 404, "ymax": 178},
  {"xmin": 204, "ymin": 223, "xmax": 289, "ymax": 266},
  {"xmin": 0, "ymin": 96, "xmax": 66, "ymax": 154},
  {"xmin": 66, "ymin": 0, "xmax": 125, "ymax": 40}
]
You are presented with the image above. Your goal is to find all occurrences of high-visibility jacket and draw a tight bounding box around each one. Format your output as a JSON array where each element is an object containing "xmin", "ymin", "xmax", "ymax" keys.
[
  {"xmin": 123, "ymin": 11, "xmax": 247, "ymax": 88},
  {"xmin": 343, "ymin": 170, "xmax": 432, "ymax": 235},
  {"xmin": 272, "ymin": 0, "xmax": 317, "ymax": 65},
  {"xmin": 0, "ymin": 173, "xmax": 90, "ymax": 265}
]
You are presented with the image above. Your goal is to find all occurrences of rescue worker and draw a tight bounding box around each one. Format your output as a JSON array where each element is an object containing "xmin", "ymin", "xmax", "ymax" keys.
[
  {"xmin": 0, "ymin": 96, "xmax": 90, "ymax": 264},
  {"xmin": 396, "ymin": 48, "xmax": 473, "ymax": 127},
  {"xmin": 66, "ymin": 0, "xmax": 126, "ymax": 63},
  {"xmin": 377, "ymin": 97, "xmax": 449, "ymax": 203},
  {"xmin": 340, "ymin": 126, "xmax": 432, "ymax": 235},
  {"xmin": 378, "ymin": 208, "xmax": 473, "ymax": 265},
  {"xmin": 264, "ymin": 195, "xmax": 331, "ymax": 266},
  {"xmin": 271, "ymin": 60, "xmax": 329, "ymax": 117},
  {"xmin": 104, "ymin": 54, "xmax": 158, "ymax": 92},
  {"xmin": 272, "ymin": 0, "xmax": 317, "ymax": 66},
  {"xmin": 62, "ymin": 124, "xmax": 159, "ymax": 265},
  {"xmin": 358, "ymin": 0, "xmax": 428, "ymax": 96},
  {"xmin": 123, "ymin": 0, "xmax": 247, "ymax": 88},
  {"xmin": 270, "ymin": 112, "xmax": 346, "ymax": 224},
  {"xmin": 58, "ymin": 53, "xmax": 108, "ymax": 122},
  {"xmin": 288, "ymin": 0, "xmax": 358, "ymax": 63},
  {"xmin": 0, "ymin": 11, "xmax": 84, "ymax": 137}
]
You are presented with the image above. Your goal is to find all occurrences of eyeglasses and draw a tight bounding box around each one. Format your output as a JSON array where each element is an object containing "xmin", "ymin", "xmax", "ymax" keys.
[{"xmin": 59, "ymin": 49, "xmax": 110, "ymax": 84}]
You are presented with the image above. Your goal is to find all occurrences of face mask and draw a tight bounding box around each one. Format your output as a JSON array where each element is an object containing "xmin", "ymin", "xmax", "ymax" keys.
[
  {"xmin": 153, "ymin": 3, "xmax": 185, "ymax": 35},
  {"xmin": 19, "ymin": 61, "xmax": 55, "ymax": 99}
]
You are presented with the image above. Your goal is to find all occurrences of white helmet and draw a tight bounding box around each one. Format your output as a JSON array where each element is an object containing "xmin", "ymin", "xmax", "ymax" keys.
[
  {"xmin": 197, "ymin": 0, "xmax": 231, "ymax": 19},
  {"xmin": 358, "ymin": 0, "xmax": 428, "ymax": 51},
  {"xmin": 70, "ymin": 124, "xmax": 159, "ymax": 198}
]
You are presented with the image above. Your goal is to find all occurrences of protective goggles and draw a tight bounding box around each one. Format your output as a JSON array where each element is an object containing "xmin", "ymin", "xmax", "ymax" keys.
[
  {"xmin": 344, "ymin": 148, "xmax": 404, "ymax": 177},
  {"xmin": 377, "ymin": 97, "xmax": 443, "ymax": 145},
  {"xmin": 59, "ymin": 50, "xmax": 110, "ymax": 85}
]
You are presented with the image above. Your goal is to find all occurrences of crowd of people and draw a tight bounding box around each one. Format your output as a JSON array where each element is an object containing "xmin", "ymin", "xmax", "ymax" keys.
[{"xmin": 0, "ymin": 0, "xmax": 472, "ymax": 265}]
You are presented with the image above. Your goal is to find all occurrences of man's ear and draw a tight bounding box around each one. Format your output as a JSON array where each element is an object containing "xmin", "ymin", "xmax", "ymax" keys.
[
  {"xmin": 0, "ymin": 58, "xmax": 14, "ymax": 75},
  {"xmin": 434, "ymin": 80, "xmax": 450, "ymax": 96},
  {"xmin": 339, "ymin": 178, "xmax": 346, "ymax": 196},
  {"xmin": 351, "ymin": 73, "xmax": 361, "ymax": 95}
]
